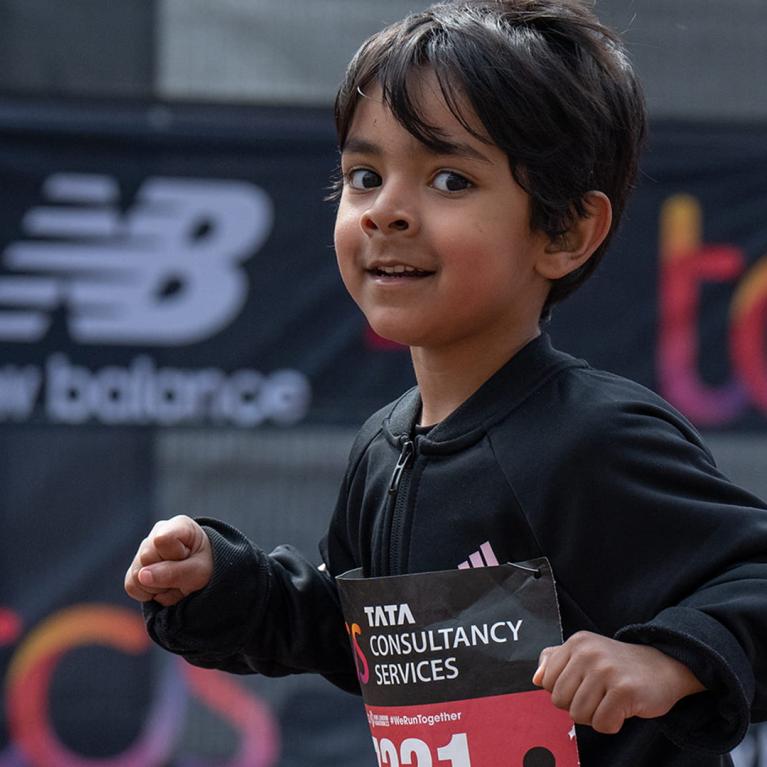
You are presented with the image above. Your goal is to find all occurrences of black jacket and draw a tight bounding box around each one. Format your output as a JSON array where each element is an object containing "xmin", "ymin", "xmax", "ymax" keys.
[{"xmin": 146, "ymin": 334, "xmax": 767, "ymax": 766}]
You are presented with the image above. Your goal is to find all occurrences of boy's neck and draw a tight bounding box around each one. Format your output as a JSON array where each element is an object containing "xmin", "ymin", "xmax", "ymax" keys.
[{"xmin": 411, "ymin": 327, "xmax": 542, "ymax": 427}]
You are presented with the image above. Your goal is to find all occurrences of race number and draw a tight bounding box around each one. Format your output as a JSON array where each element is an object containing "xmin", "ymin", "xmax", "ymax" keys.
[{"xmin": 372, "ymin": 733, "xmax": 470, "ymax": 767}]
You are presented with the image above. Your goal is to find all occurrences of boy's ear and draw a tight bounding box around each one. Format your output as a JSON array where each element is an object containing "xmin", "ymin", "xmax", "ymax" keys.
[{"xmin": 534, "ymin": 192, "xmax": 613, "ymax": 280}]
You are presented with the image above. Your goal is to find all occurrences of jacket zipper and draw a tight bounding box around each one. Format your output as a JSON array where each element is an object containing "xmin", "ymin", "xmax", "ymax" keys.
[
  {"xmin": 388, "ymin": 439, "xmax": 414, "ymax": 495},
  {"xmin": 386, "ymin": 438, "xmax": 415, "ymax": 574}
]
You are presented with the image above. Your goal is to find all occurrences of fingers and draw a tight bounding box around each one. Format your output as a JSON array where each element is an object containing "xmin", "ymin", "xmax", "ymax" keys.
[
  {"xmin": 149, "ymin": 532, "xmax": 189, "ymax": 563},
  {"xmin": 568, "ymin": 675, "xmax": 606, "ymax": 726},
  {"xmin": 533, "ymin": 631, "xmax": 704, "ymax": 735},
  {"xmin": 124, "ymin": 562, "xmax": 156, "ymax": 602},
  {"xmin": 550, "ymin": 663, "xmax": 586, "ymax": 713},
  {"xmin": 532, "ymin": 648, "xmax": 549, "ymax": 687},
  {"xmin": 140, "ymin": 516, "xmax": 200, "ymax": 565},
  {"xmin": 124, "ymin": 516, "xmax": 212, "ymax": 604},
  {"xmin": 124, "ymin": 564, "xmax": 189, "ymax": 606},
  {"xmin": 154, "ymin": 514, "xmax": 206, "ymax": 560},
  {"xmin": 533, "ymin": 644, "xmax": 570, "ymax": 691},
  {"xmin": 138, "ymin": 556, "xmax": 212, "ymax": 596},
  {"xmin": 533, "ymin": 632, "xmax": 627, "ymax": 734},
  {"xmin": 533, "ymin": 643, "xmax": 621, "ymax": 731},
  {"xmin": 531, "ymin": 632, "xmax": 651, "ymax": 736},
  {"xmin": 591, "ymin": 689, "xmax": 629, "ymax": 735}
]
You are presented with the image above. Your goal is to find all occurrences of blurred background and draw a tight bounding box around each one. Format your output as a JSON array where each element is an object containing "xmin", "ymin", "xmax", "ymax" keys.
[{"xmin": 0, "ymin": 1, "xmax": 766, "ymax": 765}]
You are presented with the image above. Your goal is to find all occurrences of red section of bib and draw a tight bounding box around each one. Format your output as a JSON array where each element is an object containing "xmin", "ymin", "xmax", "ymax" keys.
[{"xmin": 366, "ymin": 689, "xmax": 579, "ymax": 766}]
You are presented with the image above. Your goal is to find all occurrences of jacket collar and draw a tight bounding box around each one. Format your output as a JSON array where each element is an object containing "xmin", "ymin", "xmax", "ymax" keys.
[{"xmin": 382, "ymin": 333, "xmax": 585, "ymax": 453}]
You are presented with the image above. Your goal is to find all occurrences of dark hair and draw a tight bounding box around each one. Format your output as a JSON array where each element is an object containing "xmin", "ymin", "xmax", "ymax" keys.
[{"xmin": 333, "ymin": 0, "xmax": 646, "ymax": 315}]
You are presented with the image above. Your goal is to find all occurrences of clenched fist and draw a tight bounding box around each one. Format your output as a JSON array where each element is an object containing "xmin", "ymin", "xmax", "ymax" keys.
[
  {"xmin": 532, "ymin": 631, "xmax": 705, "ymax": 735},
  {"xmin": 124, "ymin": 515, "xmax": 213, "ymax": 607}
]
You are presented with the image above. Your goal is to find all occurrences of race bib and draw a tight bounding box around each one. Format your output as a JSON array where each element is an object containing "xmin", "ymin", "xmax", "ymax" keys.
[{"xmin": 336, "ymin": 559, "xmax": 579, "ymax": 767}]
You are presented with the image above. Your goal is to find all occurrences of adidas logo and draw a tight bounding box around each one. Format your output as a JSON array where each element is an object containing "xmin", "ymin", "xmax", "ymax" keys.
[{"xmin": 457, "ymin": 541, "xmax": 499, "ymax": 570}]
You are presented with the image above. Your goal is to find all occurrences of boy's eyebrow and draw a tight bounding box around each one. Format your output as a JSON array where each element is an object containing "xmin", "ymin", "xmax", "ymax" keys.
[{"xmin": 341, "ymin": 137, "xmax": 492, "ymax": 164}]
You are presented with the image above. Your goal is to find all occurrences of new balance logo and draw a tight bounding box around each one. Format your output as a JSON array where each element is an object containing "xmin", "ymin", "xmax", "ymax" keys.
[
  {"xmin": 457, "ymin": 541, "xmax": 499, "ymax": 570},
  {"xmin": 0, "ymin": 173, "xmax": 273, "ymax": 345}
]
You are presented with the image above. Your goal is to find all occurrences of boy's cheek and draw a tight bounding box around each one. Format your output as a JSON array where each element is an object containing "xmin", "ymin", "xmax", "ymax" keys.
[
  {"xmin": 333, "ymin": 241, "xmax": 358, "ymax": 286},
  {"xmin": 333, "ymin": 216, "xmax": 353, "ymax": 257},
  {"xmin": 334, "ymin": 200, "xmax": 359, "ymax": 236},
  {"xmin": 333, "ymin": 253, "xmax": 367, "ymax": 316},
  {"xmin": 333, "ymin": 227, "xmax": 364, "ymax": 290}
]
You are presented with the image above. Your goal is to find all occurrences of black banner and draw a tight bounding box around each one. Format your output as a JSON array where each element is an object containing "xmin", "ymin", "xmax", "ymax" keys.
[
  {"xmin": 0, "ymin": 103, "xmax": 415, "ymax": 431},
  {"xmin": 550, "ymin": 122, "xmax": 767, "ymax": 432},
  {"xmin": 1, "ymin": 115, "xmax": 767, "ymax": 430},
  {"xmin": 1, "ymin": 104, "xmax": 766, "ymax": 766}
]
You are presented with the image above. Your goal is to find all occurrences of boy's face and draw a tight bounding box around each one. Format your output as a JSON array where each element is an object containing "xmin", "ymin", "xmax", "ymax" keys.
[{"xmin": 334, "ymin": 72, "xmax": 552, "ymax": 354}]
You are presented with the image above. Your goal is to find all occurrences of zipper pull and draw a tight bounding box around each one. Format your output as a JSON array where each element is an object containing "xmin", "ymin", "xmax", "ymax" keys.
[{"xmin": 388, "ymin": 439, "xmax": 414, "ymax": 495}]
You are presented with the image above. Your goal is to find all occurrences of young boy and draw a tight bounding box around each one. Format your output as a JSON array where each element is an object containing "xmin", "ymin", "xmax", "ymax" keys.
[{"xmin": 125, "ymin": 1, "xmax": 767, "ymax": 764}]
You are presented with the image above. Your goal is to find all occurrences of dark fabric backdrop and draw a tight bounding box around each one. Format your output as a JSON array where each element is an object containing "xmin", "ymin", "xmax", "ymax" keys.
[{"xmin": 0, "ymin": 104, "xmax": 765, "ymax": 766}]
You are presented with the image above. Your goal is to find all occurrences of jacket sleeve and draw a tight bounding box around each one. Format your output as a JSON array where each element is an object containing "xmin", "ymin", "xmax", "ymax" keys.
[
  {"xmin": 534, "ymin": 400, "xmax": 767, "ymax": 754},
  {"xmin": 141, "ymin": 411, "xmax": 389, "ymax": 693},
  {"xmin": 142, "ymin": 517, "xmax": 359, "ymax": 692}
]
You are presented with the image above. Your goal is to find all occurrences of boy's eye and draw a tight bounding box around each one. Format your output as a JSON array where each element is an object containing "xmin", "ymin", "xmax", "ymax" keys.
[
  {"xmin": 431, "ymin": 171, "xmax": 472, "ymax": 193},
  {"xmin": 347, "ymin": 168, "xmax": 382, "ymax": 190}
]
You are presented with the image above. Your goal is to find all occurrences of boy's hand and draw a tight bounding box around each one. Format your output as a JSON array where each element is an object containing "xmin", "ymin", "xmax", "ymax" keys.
[
  {"xmin": 124, "ymin": 515, "xmax": 213, "ymax": 607},
  {"xmin": 532, "ymin": 631, "xmax": 705, "ymax": 735}
]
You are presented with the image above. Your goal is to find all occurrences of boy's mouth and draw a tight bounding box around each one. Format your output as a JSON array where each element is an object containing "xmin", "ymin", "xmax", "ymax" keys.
[{"xmin": 367, "ymin": 264, "xmax": 435, "ymax": 279}]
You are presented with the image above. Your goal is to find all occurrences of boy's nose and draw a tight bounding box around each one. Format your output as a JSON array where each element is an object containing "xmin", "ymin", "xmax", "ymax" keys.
[{"xmin": 360, "ymin": 205, "xmax": 418, "ymax": 236}]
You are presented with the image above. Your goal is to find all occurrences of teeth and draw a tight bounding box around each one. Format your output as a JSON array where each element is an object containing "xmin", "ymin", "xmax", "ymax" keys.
[{"xmin": 379, "ymin": 264, "xmax": 418, "ymax": 274}]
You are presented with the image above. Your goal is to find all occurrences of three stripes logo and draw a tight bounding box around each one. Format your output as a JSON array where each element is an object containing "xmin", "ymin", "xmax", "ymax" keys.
[{"xmin": 457, "ymin": 541, "xmax": 499, "ymax": 570}]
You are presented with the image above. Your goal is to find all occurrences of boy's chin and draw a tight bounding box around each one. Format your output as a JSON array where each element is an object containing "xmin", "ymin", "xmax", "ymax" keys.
[
  {"xmin": 365, "ymin": 315, "xmax": 456, "ymax": 350},
  {"xmin": 365, "ymin": 323, "xmax": 409, "ymax": 351},
  {"xmin": 363, "ymin": 311, "xmax": 450, "ymax": 350}
]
